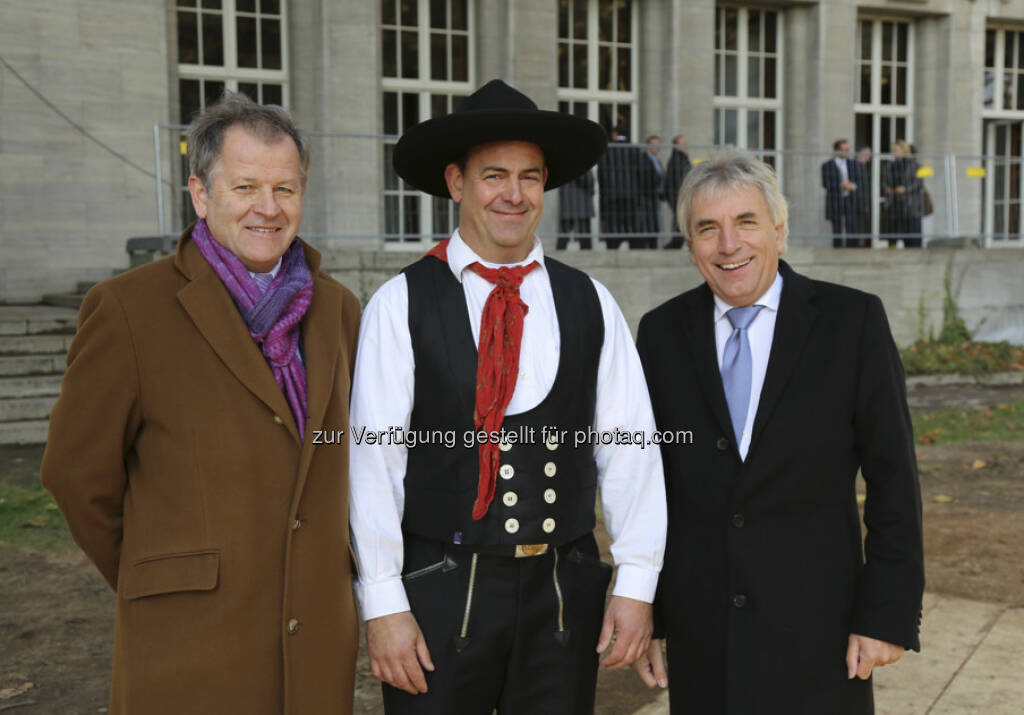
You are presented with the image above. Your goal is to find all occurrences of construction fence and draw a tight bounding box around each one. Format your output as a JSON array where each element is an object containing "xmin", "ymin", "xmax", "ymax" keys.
[{"xmin": 154, "ymin": 125, "xmax": 1024, "ymax": 250}]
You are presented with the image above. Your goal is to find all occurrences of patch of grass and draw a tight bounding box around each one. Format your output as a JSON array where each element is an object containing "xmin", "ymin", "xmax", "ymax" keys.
[
  {"xmin": 914, "ymin": 401, "xmax": 1024, "ymax": 444},
  {"xmin": 900, "ymin": 340, "xmax": 1024, "ymax": 376},
  {"xmin": 0, "ymin": 482, "xmax": 71, "ymax": 550}
]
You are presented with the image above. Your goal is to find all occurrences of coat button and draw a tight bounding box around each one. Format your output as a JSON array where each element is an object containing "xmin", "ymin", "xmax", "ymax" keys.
[
  {"xmin": 716, "ymin": 437, "xmax": 729, "ymax": 451},
  {"xmin": 731, "ymin": 513, "xmax": 744, "ymax": 528},
  {"xmin": 543, "ymin": 461, "xmax": 557, "ymax": 477},
  {"xmin": 502, "ymin": 491, "xmax": 518, "ymax": 507},
  {"xmin": 499, "ymin": 464, "xmax": 515, "ymax": 479},
  {"xmin": 542, "ymin": 518, "xmax": 556, "ymax": 533},
  {"xmin": 292, "ymin": 517, "xmax": 303, "ymax": 530},
  {"xmin": 287, "ymin": 618, "xmax": 300, "ymax": 634},
  {"xmin": 505, "ymin": 518, "xmax": 520, "ymax": 534},
  {"xmin": 732, "ymin": 594, "xmax": 747, "ymax": 608},
  {"xmin": 543, "ymin": 488, "xmax": 557, "ymax": 504},
  {"xmin": 274, "ymin": 415, "xmax": 285, "ymax": 425}
]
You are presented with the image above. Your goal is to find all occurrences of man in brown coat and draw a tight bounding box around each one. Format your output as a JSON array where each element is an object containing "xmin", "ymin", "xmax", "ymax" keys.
[{"xmin": 41, "ymin": 93, "xmax": 361, "ymax": 714}]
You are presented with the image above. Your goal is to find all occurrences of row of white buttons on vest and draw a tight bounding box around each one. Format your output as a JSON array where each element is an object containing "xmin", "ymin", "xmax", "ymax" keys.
[{"xmin": 505, "ymin": 517, "xmax": 556, "ymax": 534}]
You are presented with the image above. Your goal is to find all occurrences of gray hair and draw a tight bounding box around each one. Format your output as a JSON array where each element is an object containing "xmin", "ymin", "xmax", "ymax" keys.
[
  {"xmin": 187, "ymin": 91, "xmax": 310, "ymax": 189},
  {"xmin": 676, "ymin": 152, "xmax": 789, "ymax": 251}
]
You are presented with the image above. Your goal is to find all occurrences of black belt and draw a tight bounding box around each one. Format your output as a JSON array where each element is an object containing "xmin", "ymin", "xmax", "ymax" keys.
[{"xmin": 447, "ymin": 542, "xmax": 551, "ymax": 558}]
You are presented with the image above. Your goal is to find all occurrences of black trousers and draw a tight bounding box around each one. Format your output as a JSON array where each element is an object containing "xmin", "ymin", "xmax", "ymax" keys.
[{"xmin": 383, "ymin": 533, "xmax": 612, "ymax": 715}]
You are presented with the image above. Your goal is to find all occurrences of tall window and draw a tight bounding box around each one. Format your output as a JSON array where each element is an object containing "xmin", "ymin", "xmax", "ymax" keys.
[
  {"xmin": 713, "ymin": 5, "xmax": 781, "ymax": 162},
  {"xmin": 853, "ymin": 18, "xmax": 912, "ymax": 155},
  {"xmin": 177, "ymin": 0, "xmax": 287, "ymax": 119},
  {"xmin": 381, "ymin": 0, "xmax": 473, "ymax": 242},
  {"xmin": 557, "ymin": 0, "xmax": 638, "ymax": 137},
  {"xmin": 176, "ymin": 0, "xmax": 288, "ymax": 226},
  {"xmin": 982, "ymin": 29, "xmax": 1024, "ymax": 244}
]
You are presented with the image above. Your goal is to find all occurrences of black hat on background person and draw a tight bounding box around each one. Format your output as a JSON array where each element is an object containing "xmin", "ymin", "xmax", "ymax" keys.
[{"xmin": 392, "ymin": 79, "xmax": 607, "ymax": 198}]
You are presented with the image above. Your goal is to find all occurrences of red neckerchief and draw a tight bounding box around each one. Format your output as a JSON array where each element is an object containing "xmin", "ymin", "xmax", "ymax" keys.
[{"xmin": 426, "ymin": 238, "xmax": 539, "ymax": 519}]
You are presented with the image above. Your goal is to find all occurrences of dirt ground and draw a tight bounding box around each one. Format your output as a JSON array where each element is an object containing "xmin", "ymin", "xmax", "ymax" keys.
[{"xmin": 2, "ymin": 382, "xmax": 1023, "ymax": 714}]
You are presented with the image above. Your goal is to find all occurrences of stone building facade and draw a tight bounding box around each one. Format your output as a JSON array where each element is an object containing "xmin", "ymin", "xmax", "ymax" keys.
[{"xmin": 2, "ymin": 0, "xmax": 1023, "ymax": 302}]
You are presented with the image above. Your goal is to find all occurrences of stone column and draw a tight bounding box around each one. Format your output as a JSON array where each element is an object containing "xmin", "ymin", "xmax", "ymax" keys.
[{"xmin": 289, "ymin": 0, "xmax": 381, "ymax": 249}]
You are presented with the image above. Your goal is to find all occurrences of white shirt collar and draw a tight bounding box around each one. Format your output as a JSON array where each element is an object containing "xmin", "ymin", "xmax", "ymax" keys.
[
  {"xmin": 712, "ymin": 269, "xmax": 784, "ymax": 323},
  {"xmin": 247, "ymin": 256, "xmax": 283, "ymax": 279},
  {"xmin": 445, "ymin": 228, "xmax": 547, "ymax": 283}
]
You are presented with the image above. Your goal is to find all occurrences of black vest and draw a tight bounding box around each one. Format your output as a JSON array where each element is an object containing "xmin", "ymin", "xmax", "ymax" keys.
[{"xmin": 402, "ymin": 254, "xmax": 604, "ymax": 545}]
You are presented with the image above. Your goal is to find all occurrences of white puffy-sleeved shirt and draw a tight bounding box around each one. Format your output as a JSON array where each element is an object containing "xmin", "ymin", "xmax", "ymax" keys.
[{"xmin": 349, "ymin": 230, "xmax": 667, "ymax": 621}]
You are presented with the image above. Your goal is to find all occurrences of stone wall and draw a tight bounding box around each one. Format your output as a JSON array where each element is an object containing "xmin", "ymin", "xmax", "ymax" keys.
[{"xmin": 321, "ymin": 246, "xmax": 1024, "ymax": 348}]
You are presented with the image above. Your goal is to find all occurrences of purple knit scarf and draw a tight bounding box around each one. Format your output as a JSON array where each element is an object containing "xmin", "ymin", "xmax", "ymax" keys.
[{"xmin": 191, "ymin": 219, "xmax": 313, "ymax": 438}]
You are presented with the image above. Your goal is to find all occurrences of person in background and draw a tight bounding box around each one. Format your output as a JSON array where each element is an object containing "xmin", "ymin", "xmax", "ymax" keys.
[
  {"xmin": 598, "ymin": 125, "xmax": 642, "ymax": 249},
  {"xmin": 663, "ymin": 135, "xmax": 692, "ymax": 249},
  {"xmin": 557, "ymin": 169, "xmax": 595, "ymax": 250},
  {"xmin": 882, "ymin": 139, "xmax": 923, "ymax": 248},
  {"xmin": 854, "ymin": 146, "xmax": 874, "ymax": 246},
  {"xmin": 637, "ymin": 135, "xmax": 665, "ymax": 249},
  {"xmin": 822, "ymin": 139, "xmax": 860, "ymax": 247}
]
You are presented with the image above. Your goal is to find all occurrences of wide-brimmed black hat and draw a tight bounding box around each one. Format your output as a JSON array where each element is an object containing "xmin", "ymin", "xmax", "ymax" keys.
[{"xmin": 392, "ymin": 79, "xmax": 607, "ymax": 198}]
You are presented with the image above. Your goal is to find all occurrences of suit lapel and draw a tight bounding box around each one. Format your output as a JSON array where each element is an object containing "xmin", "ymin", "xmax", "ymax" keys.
[
  {"xmin": 681, "ymin": 285, "xmax": 734, "ymax": 442},
  {"xmin": 747, "ymin": 261, "xmax": 818, "ymax": 457}
]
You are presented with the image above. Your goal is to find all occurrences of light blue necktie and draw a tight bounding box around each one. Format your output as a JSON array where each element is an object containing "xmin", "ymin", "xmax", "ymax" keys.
[
  {"xmin": 253, "ymin": 272, "xmax": 274, "ymax": 294},
  {"xmin": 722, "ymin": 305, "xmax": 764, "ymax": 445}
]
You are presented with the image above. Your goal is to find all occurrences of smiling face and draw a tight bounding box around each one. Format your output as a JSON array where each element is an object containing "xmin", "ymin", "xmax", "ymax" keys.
[
  {"xmin": 445, "ymin": 141, "xmax": 547, "ymax": 263},
  {"xmin": 188, "ymin": 125, "xmax": 304, "ymax": 272},
  {"xmin": 688, "ymin": 183, "xmax": 783, "ymax": 307}
]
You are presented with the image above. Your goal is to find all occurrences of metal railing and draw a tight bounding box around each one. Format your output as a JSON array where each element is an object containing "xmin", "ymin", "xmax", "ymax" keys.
[{"xmin": 153, "ymin": 125, "xmax": 1023, "ymax": 249}]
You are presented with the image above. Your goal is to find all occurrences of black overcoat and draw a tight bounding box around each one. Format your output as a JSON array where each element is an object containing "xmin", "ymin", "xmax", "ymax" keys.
[{"xmin": 636, "ymin": 261, "xmax": 923, "ymax": 715}]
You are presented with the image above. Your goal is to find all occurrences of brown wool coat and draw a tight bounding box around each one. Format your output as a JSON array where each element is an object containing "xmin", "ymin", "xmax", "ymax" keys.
[{"xmin": 42, "ymin": 229, "xmax": 361, "ymax": 714}]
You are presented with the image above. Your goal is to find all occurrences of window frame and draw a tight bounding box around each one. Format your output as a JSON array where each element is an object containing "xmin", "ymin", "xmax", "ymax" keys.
[
  {"xmin": 176, "ymin": 0, "xmax": 290, "ymax": 108},
  {"xmin": 712, "ymin": 5, "xmax": 784, "ymax": 170},
  {"xmin": 556, "ymin": 0, "xmax": 639, "ymax": 139},
  {"xmin": 380, "ymin": 0, "xmax": 476, "ymax": 244}
]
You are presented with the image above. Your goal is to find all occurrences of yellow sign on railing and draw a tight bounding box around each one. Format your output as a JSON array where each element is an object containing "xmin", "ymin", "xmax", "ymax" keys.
[
  {"xmin": 916, "ymin": 166, "xmax": 934, "ymax": 178},
  {"xmin": 966, "ymin": 167, "xmax": 986, "ymax": 179}
]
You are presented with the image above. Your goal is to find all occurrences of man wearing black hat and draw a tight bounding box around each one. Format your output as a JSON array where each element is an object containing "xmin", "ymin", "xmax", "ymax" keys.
[{"xmin": 348, "ymin": 80, "xmax": 667, "ymax": 714}]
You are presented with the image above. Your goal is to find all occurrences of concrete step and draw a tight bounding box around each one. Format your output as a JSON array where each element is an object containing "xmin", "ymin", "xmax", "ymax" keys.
[
  {"xmin": 41, "ymin": 292, "xmax": 86, "ymax": 310},
  {"xmin": 0, "ymin": 375, "xmax": 63, "ymax": 399},
  {"xmin": 0, "ymin": 306, "xmax": 78, "ymax": 336},
  {"xmin": 0, "ymin": 334, "xmax": 73, "ymax": 356},
  {"xmin": 0, "ymin": 355, "xmax": 66, "ymax": 377},
  {"xmin": 0, "ymin": 395, "xmax": 57, "ymax": 422},
  {"xmin": 0, "ymin": 419, "xmax": 49, "ymax": 445}
]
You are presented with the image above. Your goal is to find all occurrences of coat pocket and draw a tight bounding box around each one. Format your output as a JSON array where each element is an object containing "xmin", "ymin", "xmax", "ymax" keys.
[{"xmin": 119, "ymin": 549, "xmax": 220, "ymax": 600}]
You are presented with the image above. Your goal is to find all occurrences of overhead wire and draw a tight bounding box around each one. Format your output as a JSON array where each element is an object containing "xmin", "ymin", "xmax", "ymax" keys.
[{"xmin": 0, "ymin": 53, "xmax": 159, "ymax": 180}]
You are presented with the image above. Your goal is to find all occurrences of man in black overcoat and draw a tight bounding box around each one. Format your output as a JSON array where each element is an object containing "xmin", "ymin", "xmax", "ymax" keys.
[
  {"xmin": 632, "ymin": 153, "xmax": 924, "ymax": 714},
  {"xmin": 663, "ymin": 135, "xmax": 692, "ymax": 249},
  {"xmin": 822, "ymin": 138, "xmax": 860, "ymax": 247}
]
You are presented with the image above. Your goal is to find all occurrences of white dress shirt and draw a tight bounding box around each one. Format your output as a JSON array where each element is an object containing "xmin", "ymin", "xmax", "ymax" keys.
[
  {"xmin": 349, "ymin": 230, "xmax": 667, "ymax": 621},
  {"xmin": 713, "ymin": 271, "xmax": 784, "ymax": 461}
]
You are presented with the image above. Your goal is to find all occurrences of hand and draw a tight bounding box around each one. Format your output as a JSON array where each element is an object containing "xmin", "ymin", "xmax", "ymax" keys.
[
  {"xmin": 631, "ymin": 638, "xmax": 668, "ymax": 688},
  {"xmin": 846, "ymin": 633, "xmax": 905, "ymax": 680},
  {"xmin": 596, "ymin": 595, "xmax": 653, "ymax": 669},
  {"xmin": 366, "ymin": 611, "xmax": 435, "ymax": 694},
  {"xmin": 895, "ymin": 186, "xmax": 906, "ymax": 194}
]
